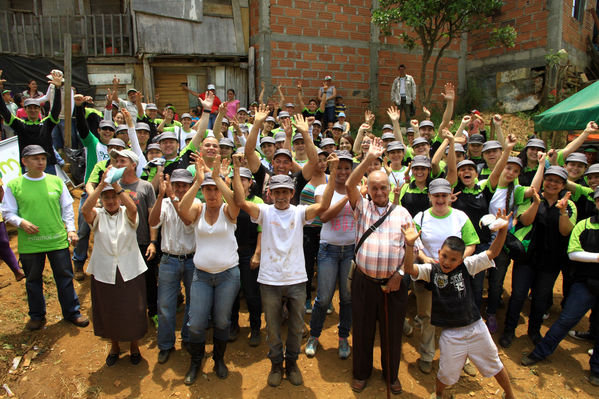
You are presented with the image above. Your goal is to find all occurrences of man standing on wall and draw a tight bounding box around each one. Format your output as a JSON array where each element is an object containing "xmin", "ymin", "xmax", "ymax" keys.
[{"xmin": 391, "ymin": 64, "xmax": 417, "ymax": 126}]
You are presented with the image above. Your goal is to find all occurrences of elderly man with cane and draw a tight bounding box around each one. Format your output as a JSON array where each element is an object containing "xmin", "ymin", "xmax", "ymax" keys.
[{"xmin": 345, "ymin": 137, "xmax": 422, "ymax": 396}]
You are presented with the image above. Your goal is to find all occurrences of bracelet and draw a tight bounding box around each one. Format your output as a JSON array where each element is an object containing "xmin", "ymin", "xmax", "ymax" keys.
[
  {"xmin": 116, "ymin": 189, "xmax": 125, "ymax": 195},
  {"xmin": 203, "ymin": 109, "xmax": 211, "ymax": 114},
  {"xmin": 151, "ymin": 240, "xmax": 159, "ymax": 245}
]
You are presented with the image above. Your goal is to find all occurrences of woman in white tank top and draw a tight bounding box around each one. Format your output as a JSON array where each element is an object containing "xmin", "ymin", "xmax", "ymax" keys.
[{"xmin": 178, "ymin": 156, "xmax": 240, "ymax": 385}]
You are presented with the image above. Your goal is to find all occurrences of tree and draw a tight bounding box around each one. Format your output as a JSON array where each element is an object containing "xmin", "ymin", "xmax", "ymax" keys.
[{"xmin": 373, "ymin": 0, "xmax": 516, "ymax": 105}]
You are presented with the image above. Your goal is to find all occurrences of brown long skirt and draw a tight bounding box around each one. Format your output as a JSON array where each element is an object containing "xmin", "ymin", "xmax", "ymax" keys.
[{"xmin": 91, "ymin": 269, "xmax": 147, "ymax": 342}]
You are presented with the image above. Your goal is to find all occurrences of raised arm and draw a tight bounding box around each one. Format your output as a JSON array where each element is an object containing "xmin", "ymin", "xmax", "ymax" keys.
[
  {"xmin": 122, "ymin": 108, "xmax": 147, "ymax": 175},
  {"xmin": 401, "ymin": 222, "xmax": 422, "ymax": 277},
  {"xmin": 112, "ymin": 180, "xmax": 137, "ymax": 223},
  {"xmin": 190, "ymin": 92, "xmax": 214, "ymax": 150},
  {"xmin": 437, "ymin": 82, "xmax": 455, "ymax": 133},
  {"xmin": 178, "ymin": 155, "xmax": 205, "ymax": 223},
  {"xmin": 258, "ymin": 81, "xmax": 265, "ymax": 104},
  {"xmin": 444, "ymin": 130, "xmax": 457, "ymax": 185},
  {"xmin": 518, "ymin": 187, "xmax": 541, "ymax": 226},
  {"xmin": 491, "ymin": 114, "xmax": 505, "ymax": 146},
  {"xmin": 293, "ymin": 114, "xmax": 318, "ymax": 181},
  {"xmin": 560, "ymin": 121, "xmax": 598, "ymax": 159},
  {"xmin": 525, "ymin": 151, "xmax": 546, "ymax": 198},
  {"xmin": 245, "ymin": 103, "xmax": 268, "ymax": 173},
  {"xmin": 346, "ymin": 137, "xmax": 384, "ymax": 208},
  {"xmin": 387, "ymin": 106, "xmax": 404, "ymax": 145},
  {"xmin": 232, "ymin": 153, "xmax": 260, "ymax": 219},
  {"xmin": 212, "ymin": 102, "xmax": 227, "ymax": 141},
  {"xmin": 305, "ymin": 153, "xmax": 338, "ymax": 220},
  {"xmin": 489, "ymin": 134, "xmax": 517, "ymax": 189},
  {"xmin": 276, "ymin": 83, "xmax": 284, "ymax": 111},
  {"xmin": 211, "ymin": 154, "xmax": 240, "ymax": 221},
  {"xmin": 454, "ymin": 115, "xmax": 470, "ymax": 142},
  {"xmin": 73, "ymin": 95, "xmax": 91, "ymax": 140},
  {"xmin": 296, "ymin": 81, "xmax": 306, "ymax": 110},
  {"xmin": 485, "ymin": 210, "xmax": 511, "ymax": 259},
  {"xmin": 81, "ymin": 178, "xmax": 104, "ymax": 225}
]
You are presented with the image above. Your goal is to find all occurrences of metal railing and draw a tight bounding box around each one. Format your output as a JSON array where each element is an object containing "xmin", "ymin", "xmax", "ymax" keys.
[{"xmin": 0, "ymin": 11, "xmax": 133, "ymax": 57}]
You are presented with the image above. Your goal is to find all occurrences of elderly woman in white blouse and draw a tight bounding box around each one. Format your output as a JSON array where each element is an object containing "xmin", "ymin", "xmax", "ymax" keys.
[{"xmin": 81, "ymin": 170, "xmax": 148, "ymax": 367}]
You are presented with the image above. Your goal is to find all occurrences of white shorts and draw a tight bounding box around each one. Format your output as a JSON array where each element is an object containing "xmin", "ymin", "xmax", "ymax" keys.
[{"xmin": 437, "ymin": 318, "xmax": 504, "ymax": 385}]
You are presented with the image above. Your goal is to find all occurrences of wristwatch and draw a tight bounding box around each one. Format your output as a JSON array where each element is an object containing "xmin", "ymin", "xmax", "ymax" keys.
[{"xmin": 171, "ymin": 196, "xmax": 180, "ymax": 202}]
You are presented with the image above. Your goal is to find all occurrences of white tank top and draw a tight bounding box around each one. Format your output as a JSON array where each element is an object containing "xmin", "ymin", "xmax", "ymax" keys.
[{"xmin": 193, "ymin": 203, "xmax": 239, "ymax": 273}]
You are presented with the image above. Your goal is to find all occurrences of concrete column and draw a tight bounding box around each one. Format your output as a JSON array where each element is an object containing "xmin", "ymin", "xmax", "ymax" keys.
[
  {"xmin": 369, "ymin": 0, "xmax": 380, "ymax": 112},
  {"xmin": 257, "ymin": 0, "xmax": 271, "ymax": 95},
  {"xmin": 547, "ymin": 0, "xmax": 563, "ymax": 52}
]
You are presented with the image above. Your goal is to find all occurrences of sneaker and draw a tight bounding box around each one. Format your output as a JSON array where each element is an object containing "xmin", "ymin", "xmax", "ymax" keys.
[
  {"xmin": 305, "ymin": 300, "xmax": 312, "ymax": 314},
  {"xmin": 418, "ymin": 358, "xmax": 433, "ymax": 374},
  {"xmin": 521, "ymin": 353, "xmax": 541, "ymax": 366},
  {"xmin": 25, "ymin": 317, "xmax": 46, "ymax": 331},
  {"xmin": 267, "ymin": 362, "xmax": 283, "ymax": 387},
  {"xmin": 249, "ymin": 329, "xmax": 260, "ymax": 347},
  {"xmin": 568, "ymin": 330, "xmax": 594, "ymax": 341},
  {"xmin": 499, "ymin": 332, "xmax": 514, "ymax": 348},
  {"xmin": 462, "ymin": 359, "xmax": 477, "ymax": 376},
  {"xmin": 486, "ymin": 314, "xmax": 498, "ymax": 334},
  {"xmin": 305, "ymin": 336, "xmax": 318, "ymax": 357},
  {"xmin": 157, "ymin": 348, "xmax": 173, "ymax": 364},
  {"xmin": 285, "ymin": 359, "xmax": 303, "ymax": 386},
  {"xmin": 338, "ymin": 337, "xmax": 351, "ymax": 359},
  {"xmin": 403, "ymin": 320, "xmax": 413, "ymax": 337},
  {"xmin": 327, "ymin": 302, "xmax": 333, "ymax": 314},
  {"xmin": 151, "ymin": 315, "xmax": 159, "ymax": 329}
]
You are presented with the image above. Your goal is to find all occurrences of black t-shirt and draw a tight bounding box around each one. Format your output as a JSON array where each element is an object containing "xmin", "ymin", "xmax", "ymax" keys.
[
  {"xmin": 452, "ymin": 182, "xmax": 493, "ymax": 243},
  {"xmin": 235, "ymin": 196, "xmax": 260, "ymax": 250},
  {"xmin": 429, "ymin": 263, "xmax": 481, "ymax": 328},
  {"xmin": 302, "ymin": 108, "xmax": 324, "ymax": 123}
]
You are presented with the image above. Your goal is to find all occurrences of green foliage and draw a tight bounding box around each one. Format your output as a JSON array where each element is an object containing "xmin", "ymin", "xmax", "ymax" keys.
[
  {"xmin": 458, "ymin": 78, "xmax": 485, "ymax": 115},
  {"xmin": 489, "ymin": 26, "xmax": 517, "ymax": 48}
]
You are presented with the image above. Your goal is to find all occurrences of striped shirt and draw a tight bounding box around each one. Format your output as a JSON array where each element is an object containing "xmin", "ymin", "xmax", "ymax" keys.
[{"xmin": 353, "ymin": 198, "xmax": 422, "ymax": 279}]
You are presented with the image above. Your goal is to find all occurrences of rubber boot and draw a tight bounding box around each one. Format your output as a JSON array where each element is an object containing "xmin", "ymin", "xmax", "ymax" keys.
[
  {"xmin": 184, "ymin": 342, "xmax": 205, "ymax": 385},
  {"xmin": 212, "ymin": 339, "xmax": 229, "ymax": 379}
]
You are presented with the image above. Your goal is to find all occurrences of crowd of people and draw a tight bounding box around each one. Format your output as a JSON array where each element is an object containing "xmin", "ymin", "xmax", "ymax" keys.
[{"xmin": 1, "ymin": 64, "xmax": 599, "ymax": 398}]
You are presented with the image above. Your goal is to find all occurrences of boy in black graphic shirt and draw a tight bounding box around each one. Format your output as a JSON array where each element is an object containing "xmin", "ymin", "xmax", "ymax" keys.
[{"xmin": 403, "ymin": 210, "xmax": 516, "ymax": 399}]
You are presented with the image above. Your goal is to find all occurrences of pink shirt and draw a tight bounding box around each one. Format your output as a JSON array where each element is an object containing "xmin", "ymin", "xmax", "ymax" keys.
[
  {"xmin": 226, "ymin": 100, "xmax": 240, "ymax": 119},
  {"xmin": 16, "ymin": 108, "xmax": 42, "ymax": 120}
]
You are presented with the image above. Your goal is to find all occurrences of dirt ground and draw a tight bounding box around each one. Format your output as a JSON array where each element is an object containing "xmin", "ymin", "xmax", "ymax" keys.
[{"xmin": 1, "ymin": 189, "xmax": 599, "ymax": 399}]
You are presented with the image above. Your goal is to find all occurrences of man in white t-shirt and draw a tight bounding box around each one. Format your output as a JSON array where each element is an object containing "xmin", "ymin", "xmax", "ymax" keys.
[{"xmin": 233, "ymin": 154, "xmax": 338, "ymax": 388}]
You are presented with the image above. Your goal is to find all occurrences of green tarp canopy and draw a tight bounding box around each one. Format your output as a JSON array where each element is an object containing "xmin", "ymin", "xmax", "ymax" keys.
[{"xmin": 534, "ymin": 80, "xmax": 599, "ymax": 131}]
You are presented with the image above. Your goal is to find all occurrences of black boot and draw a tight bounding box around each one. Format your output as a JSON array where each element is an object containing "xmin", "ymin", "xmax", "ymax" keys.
[
  {"xmin": 184, "ymin": 342, "xmax": 205, "ymax": 385},
  {"xmin": 213, "ymin": 339, "xmax": 229, "ymax": 379}
]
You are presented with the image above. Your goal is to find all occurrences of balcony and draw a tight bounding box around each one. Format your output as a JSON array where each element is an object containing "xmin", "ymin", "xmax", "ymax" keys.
[{"xmin": 0, "ymin": 11, "xmax": 133, "ymax": 57}]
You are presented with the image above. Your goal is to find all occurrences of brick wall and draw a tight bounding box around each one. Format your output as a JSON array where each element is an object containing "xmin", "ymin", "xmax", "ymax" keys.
[{"xmin": 562, "ymin": 0, "xmax": 595, "ymax": 55}]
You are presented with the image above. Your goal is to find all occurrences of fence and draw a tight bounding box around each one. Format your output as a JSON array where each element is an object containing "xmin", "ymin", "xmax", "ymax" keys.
[{"xmin": 0, "ymin": 11, "xmax": 133, "ymax": 57}]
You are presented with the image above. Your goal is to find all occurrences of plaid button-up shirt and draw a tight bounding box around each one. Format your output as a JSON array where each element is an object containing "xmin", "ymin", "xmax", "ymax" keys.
[{"xmin": 353, "ymin": 198, "xmax": 422, "ymax": 279}]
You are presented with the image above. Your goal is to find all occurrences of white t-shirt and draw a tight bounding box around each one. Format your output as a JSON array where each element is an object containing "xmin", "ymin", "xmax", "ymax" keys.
[
  {"xmin": 388, "ymin": 166, "xmax": 407, "ymax": 187},
  {"xmin": 315, "ymin": 185, "xmax": 355, "ymax": 245},
  {"xmin": 488, "ymin": 185, "xmax": 526, "ymax": 230},
  {"xmin": 252, "ymin": 203, "xmax": 311, "ymax": 285},
  {"xmin": 151, "ymin": 198, "xmax": 199, "ymax": 255}
]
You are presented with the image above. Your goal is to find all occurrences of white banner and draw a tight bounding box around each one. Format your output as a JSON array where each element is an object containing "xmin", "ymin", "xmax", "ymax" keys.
[{"xmin": 0, "ymin": 137, "xmax": 21, "ymax": 184}]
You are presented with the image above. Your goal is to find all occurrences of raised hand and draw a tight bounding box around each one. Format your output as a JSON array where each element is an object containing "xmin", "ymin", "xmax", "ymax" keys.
[
  {"xmin": 547, "ymin": 149, "xmax": 558, "ymax": 165},
  {"xmin": 586, "ymin": 121, "xmax": 599, "ymax": 133},
  {"xmin": 367, "ymin": 137, "xmax": 385, "ymax": 160},
  {"xmin": 422, "ymin": 106, "xmax": 431, "ymax": 119},
  {"xmin": 194, "ymin": 152, "xmax": 207, "ymax": 182},
  {"xmin": 134, "ymin": 91, "xmax": 143, "ymax": 104},
  {"xmin": 537, "ymin": 151, "xmax": 547, "ymax": 163},
  {"xmin": 164, "ymin": 174, "xmax": 174, "ymax": 199},
  {"xmin": 282, "ymin": 117, "xmax": 293, "ymax": 135},
  {"xmin": 387, "ymin": 105, "xmax": 400, "ymax": 122},
  {"xmin": 401, "ymin": 222, "xmax": 421, "ymax": 247},
  {"xmin": 410, "ymin": 119, "xmax": 419, "ymax": 129},
  {"xmin": 492, "ymin": 114, "xmax": 503, "ymax": 126},
  {"xmin": 112, "ymin": 75, "xmax": 120, "ymax": 86},
  {"xmin": 296, "ymin": 80, "xmax": 303, "ymax": 90},
  {"xmin": 306, "ymin": 116, "xmax": 315, "ymax": 125},
  {"xmin": 232, "ymin": 152, "xmax": 243, "ymax": 168},
  {"xmin": 441, "ymin": 83, "xmax": 455, "ymax": 102},
  {"xmin": 505, "ymin": 134, "xmax": 517, "ymax": 149},
  {"xmin": 121, "ymin": 108, "xmax": 133, "ymax": 126},
  {"xmin": 327, "ymin": 152, "xmax": 339, "ymax": 176},
  {"xmin": 74, "ymin": 94, "xmax": 85, "ymax": 107},
  {"xmin": 530, "ymin": 186, "xmax": 541, "ymax": 204},
  {"xmin": 220, "ymin": 157, "xmax": 231, "ymax": 176},
  {"xmin": 48, "ymin": 70, "xmax": 63, "ymax": 87},
  {"xmin": 364, "ymin": 109, "xmax": 375, "ymax": 125},
  {"xmin": 461, "ymin": 115, "xmax": 471, "ymax": 125},
  {"xmin": 199, "ymin": 91, "xmax": 214, "ymax": 110},
  {"xmin": 254, "ymin": 103, "xmax": 269, "ymax": 124},
  {"xmin": 218, "ymin": 101, "xmax": 228, "ymax": 115},
  {"xmin": 292, "ymin": 113, "xmax": 309, "ymax": 133},
  {"xmin": 441, "ymin": 128, "xmax": 454, "ymax": 141},
  {"xmin": 556, "ymin": 191, "xmax": 571, "ymax": 211}
]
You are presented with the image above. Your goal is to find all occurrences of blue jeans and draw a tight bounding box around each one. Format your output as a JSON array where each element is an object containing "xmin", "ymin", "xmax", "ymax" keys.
[
  {"xmin": 324, "ymin": 106, "xmax": 336, "ymax": 126},
  {"xmin": 20, "ymin": 248, "xmax": 82, "ymax": 321},
  {"xmin": 530, "ymin": 282, "xmax": 599, "ymax": 374},
  {"xmin": 504, "ymin": 261, "xmax": 560, "ymax": 336},
  {"xmin": 72, "ymin": 192, "xmax": 90, "ymax": 267},
  {"xmin": 261, "ymin": 282, "xmax": 306, "ymax": 363},
  {"xmin": 157, "ymin": 254, "xmax": 195, "ymax": 350},
  {"xmin": 52, "ymin": 118, "xmax": 81, "ymax": 150},
  {"xmin": 188, "ymin": 266, "xmax": 240, "ymax": 343},
  {"xmin": 309, "ymin": 243, "xmax": 354, "ymax": 338},
  {"xmin": 230, "ymin": 248, "xmax": 262, "ymax": 331},
  {"xmin": 208, "ymin": 113, "xmax": 217, "ymax": 130}
]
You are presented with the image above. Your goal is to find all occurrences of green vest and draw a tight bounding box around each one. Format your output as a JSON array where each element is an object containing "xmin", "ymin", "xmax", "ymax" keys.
[{"xmin": 8, "ymin": 175, "xmax": 69, "ymax": 253}]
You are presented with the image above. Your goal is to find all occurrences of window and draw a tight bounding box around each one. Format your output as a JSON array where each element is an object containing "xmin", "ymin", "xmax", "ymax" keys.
[
  {"xmin": 572, "ymin": 0, "xmax": 586, "ymax": 22},
  {"xmin": 9, "ymin": 0, "xmax": 39, "ymax": 13}
]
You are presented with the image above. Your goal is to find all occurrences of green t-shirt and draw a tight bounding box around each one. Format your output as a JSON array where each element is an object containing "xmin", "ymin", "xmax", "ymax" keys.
[
  {"xmin": 143, "ymin": 142, "xmax": 197, "ymax": 182},
  {"xmin": 568, "ymin": 218, "xmax": 599, "ymax": 253},
  {"xmin": 8, "ymin": 175, "xmax": 69, "ymax": 253},
  {"xmin": 87, "ymin": 159, "xmax": 110, "ymax": 184}
]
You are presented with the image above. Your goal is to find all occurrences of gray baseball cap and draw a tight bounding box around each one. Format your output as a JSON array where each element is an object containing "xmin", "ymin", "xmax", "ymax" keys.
[
  {"xmin": 222, "ymin": 118, "xmax": 230, "ymax": 125},
  {"xmin": 482, "ymin": 140, "xmax": 502, "ymax": 152},
  {"xmin": 382, "ymin": 124, "xmax": 393, "ymax": 131},
  {"xmin": 260, "ymin": 136, "xmax": 276, "ymax": 146},
  {"xmin": 200, "ymin": 172, "xmax": 218, "ymax": 187},
  {"xmin": 219, "ymin": 138, "xmax": 235, "ymax": 148},
  {"xmin": 285, "ymin": 102, "xmax": 295, "ymax": 108},
  {"xmin": 544, "ymin": 166, "xmax": 568, "ymax": 181},
  {"xmin": 320, "ymin": 138, "xmax": 336, "ymax": 148},
  {"xmin": 335, "ymin": 150, "xmax": 354, "ymax": 162},
  {"xmin": 23, "ymin": 98, "xmax": 40, "ymax": 107},
  {"xmin": 269, "ymin": 174, "xmax": 295, "ymax": 190},
  {"xmin": 507, "ymin": 156, "xmax": 523, "ymax": 168},
  {"xmin": 412, "ymin": 137, "xmax": 429, "ymax": 147},
  {"xmin": 274, "ymin": 132, "xmax": 286, "ymax": 143},
  {"xmin": 265, "ymin": 116, "xmax": 276, "ymax": 123},
  {"xmin": 387, "ymin": 141, "xmax": 405, "ymax": 152},
  {"xmin": 21, "ymin": 144, "xmax": 48, "ymax": 157},
  {"xmin": 273, "ymin": 148, "xmax": 293, "ymax": 160},
  {"xmin": 381, "ymin": 132, "xmax": 396, "ymax": 141},
  {"xmin": 115, "ymin": 125, "xmax": 129, "ymax": 134},
  {"xmin": 525, "ymin": 138, "xmax": 546, "ymax": 150},
  {"xmin": 170, "ymin": 169, "xmax": 194, "ymax": 184},
  {"xmin": 278, "ymin": 111, "xmax": 291, "ymax": 119},
  {"xmin": 332, "ymin": 123, "xmax": 344, "ymax": 130},
  {"xmin": 312, "ymin": 120, "xmax": 322, "ymax": 127},
  {"xmin": 292, "ymin": 133, "xmax": 304, "ymax": 142},
  {"xmin": 239, "ymin": 167, "xmax": 253, "ymax": 180},
  {"xmin": 238, "ymin": 107, "xmax": 248, "ymax": 114},
  {"xmin": 457, "ymin": 159, "xmax": 477, "ymax": 170},
  {"xmin": 135, "ymin": 122, "xmax": 150, "ymax": 131},
  {"xmin": 99, "ymin": 120, "xmax": 116, "ymax": 131},
  {"xmin": 406, "ymin": 127, "xmax": 415, "ymax": 134},
  {"xmin": 565, "ymin": 152, "xmax": 588, "ymax": 165},
  {"xmin": 429, "ymin": 178, "xmax": 452, "ymax": 194},
  {"xmin": 110, "ymin": 149, "xmax": 139, "ymax": 165},
  {"xmin": 147, "ymin": 143, "xmax": 161, "ymax": 151},
  {"xmin": 158, "ymin": 131, "xmax": 178, "ymax": 142},
  {"xmin": 411, "ymin": 155, "xmax": 431, "ymax": 168},
  {"xmin": 419, "ymin": 120, "xmax": 434, "ymax": 129},
  {"xmin": 107, "ymin": 138, "xmax": 127, "ymax": 148},
  {"xmin": 585, "ymin": 163, "xmax": 599, "ymax": 176},
  {"xmin": 145, "ymin": 103, "xmax": 158, "ymax": 111},
  {"xmin": 468, "ymin": 134, "xmax": 484, "ymax": 144},
  {"xmin": 180, "ymin": 113, "xmax": 192, "ymax": 120}
]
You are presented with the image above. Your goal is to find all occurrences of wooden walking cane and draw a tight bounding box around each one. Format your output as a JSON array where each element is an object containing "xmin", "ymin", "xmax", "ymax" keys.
[{"xmin": 383, "ymin": 290, "xmax": 391, "ymax": 399}]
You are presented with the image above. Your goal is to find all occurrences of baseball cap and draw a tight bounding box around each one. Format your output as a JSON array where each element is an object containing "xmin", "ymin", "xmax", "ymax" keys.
[
  {"xmin": 238, "ymin": 107, "xmax": 248, "ymax": 114},
  {"xmin": 145, "ymin": 103, "xmax": 158, "ymax": 111},
  {"xmin": 507, "ymin": 156, "xmax": 523, "ymax": 168},
  {"xmin": 110, "ymin": 149, "xmax": 139, "ymax": 165},
  {"xmin": 269, "ymin": 174, "xmax": 295, "ymax": 190},
  {"xmin": 99, "ymin": 120, "xmax": 116, "ymax": 131},
  {"xmin": 320, "ymin": 138, "xmax": 336, "ymax": 148},
  {"xmin": 219, "ymin": 138, "xmax": 235, "ymax": 148},
  {"xmin": 332, "ymin": 123, "xmax": 344, "ymax": 130},
  {"xmin": 273, "ymin": 149, "xmax": 293, "ymax": 160},
  {"xmin": 429, "ymin": 178, "xmax": 452, "ymax": 194},
  {"xmin": 312, "ymin": 120, "xmax": 322, "ymax": 127},
  {"xmin": 387, "ymin": 141, "xmax": 405, "ymax": 152},
  {"xmin": 278, "ymin": 111, "xmax": 291, "ymax": 118},
  {"xmin": 135, "ymin": 122, "xmax": 150, "ymax": 131},
  {"xmin": 457, "ymin": 159, "xmax": 477, "ymax": 170},
  {"xmin": 180, "ymin": 113, "xmax": 192, "ymax": 120},
  {"xmin": 107, "ymin": 138, "xmax": 126, "ymax": 149},
  {"xmin": 323, "ymin": 75, "xmax": 332, "ymax": 81},
  {"xmin": 260, "ymin": 136, "xmax": 276, "ymax": 146},
  {"xmin": 285, "ymin": 103, "xmax": 295, "ymax": 108},
  {"xmin": 335, "ymin": 150, "xmax": 354, "ymax": 162},
  {"xmin": 406, "ymin": 127, "xmax": 415, "ymax": 134},
  {"xmin": 222, "ymin": 118, "xmax": 230, "ymax": 125},
  {"xmin": 170, "ymin": 169, "xmax": 194, "ymax": 184},
  {"xmin": 381, "ymin": 132, "xmax": 396, "ymax": 141},
  {"xmin": 147, "ymin": 143, "xmax": 161, "ymax": 151},
  {"xmin": 2, "ymin": 89, "xmax": 10, "ymax": 95},
  {"xmin": 412, "ymin": 137, "xmax": 429, "ymax": 147},
  {"xmin": 239, "ymin": 167, "xmax": 253, "ymax": 180},
  {"xmin": 21, "ymin": 144, "xmax": 48, "ymax": 157},
  {"xmin": 201, "ymin": 172, "xmax": 219, "ymax": 187},
  {"xmin": 338, "ymin": 112, "xmax": 346, "ymax": 118},
  {"xmin": 127, "ymin": 88, "xmax": 138, "ymax": 94},
  {"xmin": 382, "ymin": 124, "xmax": 393, "ymax": 131},
  {"xmin": 274, "ymin": 132, "xmax": 286, "ymax": 143},
  {"xmin": 207, "ymin": 84, "xmax": 216, "ymax": 91},
  {"xmin": 524, "ymin": 138, "xmax": 546, "ymax": 150},
  {"xmin": 265, "ymin": 116, "xmax": 276, "ymax": 123},
  {"xmin": 411, "ymin": 155, "xmax": 432, "ymax": 168},
  {"xmin": 544, "ymin": 166, "xmax": 568, "ymax": 181},
  {"xmin": 158, "ymin": 131, "xmax": 178, "ymax": 142},
  {"xmin": 24, "ymin": 98, "xmax": 40, "ymax": 107},
  {"xmin": 565, "ymin": 152, "xmax": 588, "ymax": 165},
  {"xmin": 115, "ymin": 125, "xmax": 128, "ymax": 135},
  {"xmin": 585, "ymin": 164, "xmax": 599, "ymax": 175},
  {"xmin": 482, "ymin": 140, "xmax": 502, "ymax": 152},
  {"xmin": 453, "ymin": 143, "xmax": 466, "ymax": 154},
  {"xmin": 292, "ymin": 133, "xmax": 304, "ymax": 142},
  {"xmin": 419, "ymin": 120, "xmax": 434, "ymax": 129},
  {"xmin": 468, "ymin": 134, "xmax": 484, "ymax": 144}
]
